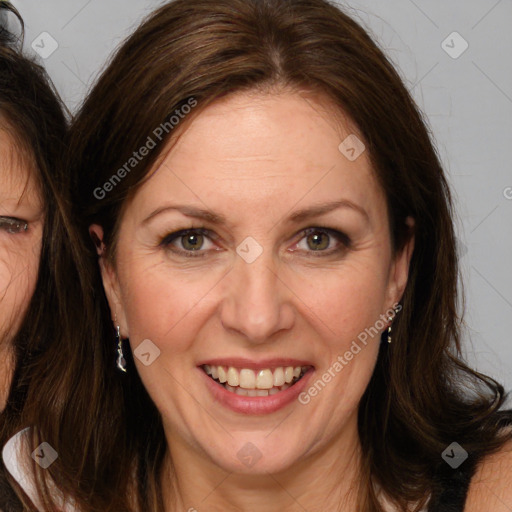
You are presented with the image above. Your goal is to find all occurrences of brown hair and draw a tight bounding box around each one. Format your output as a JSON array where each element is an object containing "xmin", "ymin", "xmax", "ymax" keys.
[
  {"xmin": 14, "ymin": 0, "xmax": 512, "ymax": 510},
  {"xmin": 0, "ymin": 2, "xmax": 99, "ymax": 511}
]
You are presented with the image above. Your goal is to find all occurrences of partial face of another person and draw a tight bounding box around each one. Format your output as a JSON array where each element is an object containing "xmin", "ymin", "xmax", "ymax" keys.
[
  {"xmin": 0, "ymin": 128, "xmax": 43, "ymax": 408},
  {"xmin": 97, "ymin": 91, "xmax": 413, "ymax": 475}
]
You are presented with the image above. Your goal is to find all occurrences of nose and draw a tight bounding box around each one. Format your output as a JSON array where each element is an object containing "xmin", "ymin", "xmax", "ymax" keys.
[{"xmin": 219, "ymin": 249, "xmax": 294, "ymax": 344}]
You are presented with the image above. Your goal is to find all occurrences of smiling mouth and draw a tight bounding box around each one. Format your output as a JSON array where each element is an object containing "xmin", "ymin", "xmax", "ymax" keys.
[{"xmin": 201, "ymin": 364, "xmax": 312, "ymax": 396}]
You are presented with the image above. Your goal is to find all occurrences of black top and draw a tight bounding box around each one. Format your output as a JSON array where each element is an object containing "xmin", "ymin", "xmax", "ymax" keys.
[
  {"xmin": 427, "ymin": 409, "xmax": 512, "ymax": 512},
  {"xmin": 427, "ymin": 453, "xmax": 478, "ymax": 512}
]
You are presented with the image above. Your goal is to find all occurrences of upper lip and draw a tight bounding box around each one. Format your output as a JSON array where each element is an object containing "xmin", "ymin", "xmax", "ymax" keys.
[{"xmin": 197, "ymin": 357, "xmax": 314, "ymax": 370}]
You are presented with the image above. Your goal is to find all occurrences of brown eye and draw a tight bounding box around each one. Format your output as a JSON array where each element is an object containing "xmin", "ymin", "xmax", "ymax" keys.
[{"xmin": 0, "ymin": 216, "xmax": 28, "ymax": 234}]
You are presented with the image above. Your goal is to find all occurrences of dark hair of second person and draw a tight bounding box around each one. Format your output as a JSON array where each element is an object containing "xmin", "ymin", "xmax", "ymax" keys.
[{"xmin": 0, "ymin": 2, "xmax": 100, "ymax": 511}]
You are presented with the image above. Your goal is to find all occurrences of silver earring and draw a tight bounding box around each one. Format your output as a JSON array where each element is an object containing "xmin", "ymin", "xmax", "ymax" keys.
[{"xmin": 116, "ymin": 325, "xmax": 127, "ymax": 372}]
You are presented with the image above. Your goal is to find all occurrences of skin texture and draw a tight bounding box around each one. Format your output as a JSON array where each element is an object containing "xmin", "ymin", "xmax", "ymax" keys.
[
  {"xmin": 92, "ymin": 90, "xmax": 415, "ymax": 511},
  {"xmin": 0, "ymin": 129, "xmax": 43, "ymax": 411},
  {"xmin": 465, "ymin": 437, "xmax": 512, "ymax": 511}
]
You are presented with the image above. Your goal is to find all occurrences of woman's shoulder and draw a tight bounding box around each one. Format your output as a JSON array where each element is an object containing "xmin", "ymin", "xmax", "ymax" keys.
[
  {"xmin": 465, "ymin": 436, "xmax": 512, "ymax": 510},
  {"xmin": 464, "ymin": 413, "xmax": 512, "ymax": 511}
]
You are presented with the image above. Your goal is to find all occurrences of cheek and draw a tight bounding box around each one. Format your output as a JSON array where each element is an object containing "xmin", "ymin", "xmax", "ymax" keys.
[
  {"xmin": 292, "ymin": 258, "xmax": 391, "ymax": 339},
  {"xmin": 290, "ymin": 261, "xmax": 389, "ymax": 405},
  {"xmin": 118, "ymin": 257, "xmax": 221, "ymax": 351},
  {"xmin": 0, "ymin": 241, "xmax": 41, "ymax": 338}
]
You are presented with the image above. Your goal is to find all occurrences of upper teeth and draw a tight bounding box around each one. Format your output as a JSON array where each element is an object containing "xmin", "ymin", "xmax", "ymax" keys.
[{"xmin": 203, "ymin": 365, "xmax": 304, "ymax": 389}]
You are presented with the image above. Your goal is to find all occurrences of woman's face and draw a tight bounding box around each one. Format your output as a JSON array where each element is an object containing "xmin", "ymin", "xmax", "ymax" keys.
[
  {"xmin": 0, "ymin": 129, "xmax": 43, "ymax": 406},
  {"xmin": 97, "ymin": 91, "xmax": 413, "ymax": 475}
]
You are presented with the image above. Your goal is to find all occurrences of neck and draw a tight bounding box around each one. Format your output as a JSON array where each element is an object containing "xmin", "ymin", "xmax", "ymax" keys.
[{"xmin": 161, "ymin": 414, "xmax": 363, "ymax": 512}]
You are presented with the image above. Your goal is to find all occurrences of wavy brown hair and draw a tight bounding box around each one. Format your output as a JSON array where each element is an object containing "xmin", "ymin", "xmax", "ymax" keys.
[
  {"xmin": 0, "ymin": 2, "xmax": 98, "ymax": 511},
  {"xmin": 9, "ymin": 0, "xmax": 512, "ymax": 510}
]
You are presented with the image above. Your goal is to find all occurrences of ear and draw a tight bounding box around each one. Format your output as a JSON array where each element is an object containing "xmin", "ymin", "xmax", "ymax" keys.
[
  {"xmin": 386, "ymin": 216, "xmax": 415, "ymax": 306},
  {"xmin": 89, "ymin": 224, "xmax": 129, "ymax": 338}
]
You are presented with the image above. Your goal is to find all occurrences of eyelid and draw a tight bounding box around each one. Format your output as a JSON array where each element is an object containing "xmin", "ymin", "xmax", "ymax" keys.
[
  {"xmin": 160, "ymin": 227, "xmax": 215, "ymax": 246},
  {"xmin": 160, "ymin": 226, "xmax": 351, "ymax": 258},
  {"xmin": 300, "ymin": 226, "xmax": 351, "ymax": 247},
  {"xmin": 0, "ymin": 216, "xmax": 29, "ymax": 234}
]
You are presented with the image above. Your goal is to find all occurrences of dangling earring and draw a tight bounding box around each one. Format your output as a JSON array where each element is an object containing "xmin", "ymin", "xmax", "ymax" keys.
[
  {"xmin": 387, "ymin": 315, "xmax": 393, "ymax": 343},
  {"xmin": 386, "ymin": 304, "xmax": 401, "ymax": 344},
  {"xmin": 116, "ymin": 325, "xmax": 127, "ymax": 372}
]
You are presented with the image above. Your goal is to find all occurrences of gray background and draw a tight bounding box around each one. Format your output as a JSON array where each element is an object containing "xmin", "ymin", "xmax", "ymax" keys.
[{"xmin": 9, "ymin": 1, "xmax": 512, "ymax": 401}]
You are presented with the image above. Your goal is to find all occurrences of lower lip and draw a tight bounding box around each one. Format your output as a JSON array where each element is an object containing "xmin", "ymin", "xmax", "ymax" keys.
[{"xmin": 199, "ymin": 367, "xmax": 314, "ymax": 415}]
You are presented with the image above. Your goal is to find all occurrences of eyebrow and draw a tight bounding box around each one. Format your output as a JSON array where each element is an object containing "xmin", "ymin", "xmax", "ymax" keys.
[{"xmin": 142, "ymin": 199, "xmax": 369, "ymax": 227}]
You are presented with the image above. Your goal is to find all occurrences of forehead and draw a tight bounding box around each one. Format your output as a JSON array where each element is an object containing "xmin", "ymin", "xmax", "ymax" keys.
[
  {"xmin": 0, "ymin": 128, "xmax": 41, "ymax": 207},
  {"xmin": 132, "ymin": 90, "xmax": 386, "ymax": 224},
  {"xmin": 169, "ymin": 90, "xmax": 356, "ymax": 165}
]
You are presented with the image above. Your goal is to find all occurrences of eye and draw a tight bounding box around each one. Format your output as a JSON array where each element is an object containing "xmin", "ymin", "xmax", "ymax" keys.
[
  {"xmin": 0, "ymin": 216, "xmax": 29, "ymax": 234},
  {"xmin": 160, "ymin": 228, "xmax": 217, "ymax": 257},
  {"xmin": 160, "ymin": 226, "xmax": 350, "ymax": 259},
  {"xmin": 292, "ymin": 227, "xmax": 350, "ymax": 256}
]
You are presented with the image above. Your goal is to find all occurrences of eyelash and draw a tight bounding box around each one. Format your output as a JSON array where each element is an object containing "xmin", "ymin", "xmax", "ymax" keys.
[
  {"xmin": 160, "ymin": 227, "xmax": 351, "ymax": 259},
  {"xmin": 0, "ymin": 216, "xmax": 29, "ymax": 234}
]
